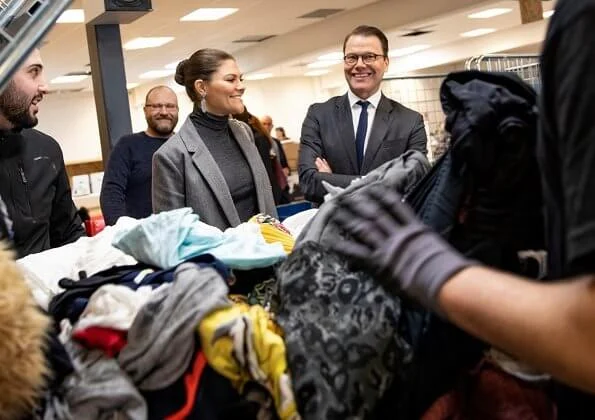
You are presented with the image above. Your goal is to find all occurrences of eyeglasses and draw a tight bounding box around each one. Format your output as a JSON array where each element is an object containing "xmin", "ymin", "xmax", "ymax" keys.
[
  {"xmin": 343, "ymin": 53, "xmax": 386, "ymax": 66},
  {"xmin": 145, "ymin": 103, "xmax": 178, "ymax": 111}
]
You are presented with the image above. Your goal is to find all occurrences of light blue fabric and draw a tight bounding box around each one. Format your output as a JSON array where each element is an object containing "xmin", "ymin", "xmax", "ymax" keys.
[{"xmin": 112, "ymin": 208, "xmax": 286, "ymax": 270}]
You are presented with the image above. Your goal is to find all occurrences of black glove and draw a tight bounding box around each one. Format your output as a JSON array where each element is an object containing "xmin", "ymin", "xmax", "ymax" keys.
[{"xmin": 330, "ymin": 183, "xmax": 476, "ymax": 315}]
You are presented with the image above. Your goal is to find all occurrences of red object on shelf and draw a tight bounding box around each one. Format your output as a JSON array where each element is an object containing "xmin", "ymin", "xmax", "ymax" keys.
[{"xmin": 85, "ymin": 214, "xmax": 105, "ymax": 236}]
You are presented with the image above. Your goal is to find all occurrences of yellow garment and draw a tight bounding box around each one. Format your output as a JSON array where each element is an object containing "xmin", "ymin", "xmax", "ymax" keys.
[
  {"xmin": 249, "ymin": 214, "xmax": 295, "ymax": 254},
  {"xmin": 198, "ymin": 304, "xmax": 299, "ymax": 420}
]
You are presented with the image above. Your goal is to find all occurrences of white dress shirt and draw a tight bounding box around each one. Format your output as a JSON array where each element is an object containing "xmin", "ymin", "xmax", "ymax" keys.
[{"xmin": 347, "ymin": 89, "xmax": 382, "ymax": 154}]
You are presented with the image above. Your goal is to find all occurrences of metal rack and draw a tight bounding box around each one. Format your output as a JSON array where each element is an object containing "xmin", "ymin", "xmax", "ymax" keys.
[
  {"xmin": 382, "ymin": 54, "xmax": 542, "ymax": 162},
  {"xmin": 0, "ymin": 0, "xmax": 71, "ymax": 92},
  {"xmin": 465, "ymin": 54, "xmax": 541, "ymax": 91},
  {"xmin": 383, "ymin": 74, "xmax": 449, "ymax": 162}
]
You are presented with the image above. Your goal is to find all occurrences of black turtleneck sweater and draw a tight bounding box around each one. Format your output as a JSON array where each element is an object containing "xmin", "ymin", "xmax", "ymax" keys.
[{"xmin": 189, "ymin": 109, "xmax": 258, "ymax": 222}]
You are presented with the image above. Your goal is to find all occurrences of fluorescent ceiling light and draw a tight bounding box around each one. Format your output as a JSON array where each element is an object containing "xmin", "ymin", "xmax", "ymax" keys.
[
  {"xmin": 51, "ymin": 75, "xmax": 89, "ymax": 84},
  {"xmin": 305, "ymin": 70, "xmax": 330, "ymax": 77},
  {"xmin": 389, "ymin": 44, "xmax": 431, "ymax": 57},
  {"xmin": 468, "ymin": 8, "xmax": 512, "ymax": 19},
  {"xmin": 181, "ymin": 8, "xmax": 238, "ymax": 21},
  {"xmin": 307, "ymin": 60, "xmax": 340, "ymax": 69},
  {"xmin": 317, "ymin": 51, "xmax": 343, "ymax": 61},
  {"xmin": 139, "ymin": 69, "xmax": 176, "ymax": 79},
  {"xmin": 126, "ymin": 83, "xmax": 139, "ymax": 90},
  {"xmin": 245, "ymin": 73, "xmax": 273, "ymax": 81},
  {"xmin": 124, "ymin": 37, "xmax": 175, "ymax": 50},
  {"xmin": 543, "ymin": 10, "xmax": 554, "ymax": 18},
  {"xmin": 460, "ymin": 28, "xmax": 496, "ymax": 38},
  {"xmin": 165, "ymin": 61, "xmax": 180, "ymax": 70},
  {"xmin": 57, "ymin": 9, "xmax": 84, "ymax": 23}
]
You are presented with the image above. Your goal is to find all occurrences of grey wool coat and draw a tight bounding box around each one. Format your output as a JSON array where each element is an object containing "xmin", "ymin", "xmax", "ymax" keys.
[{"xmin": 152, "ymin": 117, "xmax": 277, "ymax": 230}]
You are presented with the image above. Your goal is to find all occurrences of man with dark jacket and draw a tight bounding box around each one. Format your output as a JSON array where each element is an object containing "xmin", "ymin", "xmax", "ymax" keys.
[
  {"xmin": 298, "ymin": 25, "xmax": 427, "ymax": 204},
  {"xmin": 0, "ymin": 49, "xmax": 85, "ymax": 257},
  {"xmin": 331, "ymin": 0, "xmax": 595, "ymax": 414},
  {"xmin": 100, "ymin": 85, "xmax": 178, "ymax": 225}
]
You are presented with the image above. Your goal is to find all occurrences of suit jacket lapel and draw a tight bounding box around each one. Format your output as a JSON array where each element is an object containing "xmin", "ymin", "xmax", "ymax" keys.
[
  {"xmin": 361, "ymin": 94, "xmax": 394, "ymax": 173},
  {"xmin": 229, "ymin": 120, "xmax": 270, "ymax": 214},
  {"xmin": 335, "ymin": 94, "xmax": 358, "ymax": 173},
  {"xmin": 179, "ymin": 118, "xmax": 241, "ymax": 227}
]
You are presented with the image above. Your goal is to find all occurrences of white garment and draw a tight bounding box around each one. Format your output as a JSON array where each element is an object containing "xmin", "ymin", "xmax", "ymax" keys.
[
  {"xmin": 74, "ymin": 284, "xmax": 161, "ymax": 332},
  {"xmin": 347, "ymin": 89, "xmax": 382, "ymax": 153},
  {"xmin": 17, "ymin": 219, "xmax": 138, "ymax": 310},
  {"xmin": 282, "ymin": 209, "xmax": 319, "ymax": 239}
]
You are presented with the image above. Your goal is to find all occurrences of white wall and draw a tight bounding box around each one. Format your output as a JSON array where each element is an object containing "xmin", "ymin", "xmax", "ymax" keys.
[
  {"xmin": 241, "ymin": 76, "xmax": 333, "ymax": 139},
  {"xmin": 36, "ymin": 91, "xmax": 103, "ymax": 163}
]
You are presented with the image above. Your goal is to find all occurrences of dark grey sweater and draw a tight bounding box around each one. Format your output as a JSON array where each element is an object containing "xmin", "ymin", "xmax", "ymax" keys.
[{"xmin": 189, "ymin": 110, "xmax": 258, "ymax": 222}]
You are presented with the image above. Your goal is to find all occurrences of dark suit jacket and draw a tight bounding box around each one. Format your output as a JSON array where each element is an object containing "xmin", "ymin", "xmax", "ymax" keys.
[{"xmin": 298, "ymin": 93, "xmax": 427, "ymax": 203}]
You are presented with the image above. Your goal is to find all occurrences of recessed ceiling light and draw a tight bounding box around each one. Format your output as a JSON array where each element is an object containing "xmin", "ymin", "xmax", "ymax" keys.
[
  {"xmin": 317, "ymin": 51, "xmax": 343, "ymax": 61},
  {"xmin": 165, "ymin": 61, "xmax": 180, "ymax": 70},
  {"xmin": 124, "ymin": 37, "xmax": 175, "ymax": 50},
  {"xmin": 126, "ymin": 83, "xmax": 139, "ymax": 90},
  {"xmin": 139, "ymin": 69, "xmax": 176, "ymax": 80},
  {"xmin": 460, "ymin": 28, "xmax": 496, "ymax": 38},
  {"xmin": 51, "ymin": 75, "xmax": 89, "ymax": 84},
  {"xmin": 305, "ymin": 70, "xmax": 330, "ymax": 77},
  {"xmin": 389, "ymin": 44, "xmax": 431, "ymax": 57},
  {"xmin": 468, "ymin": 8, "xmax": 512, "ymax": 19},
  {"xmin": 57, "ymin": 9, "xmax": 85, "ymax": 23},
  {"xmin": 307, "ymin": 60, "xmax": 341, "ymax": 69},
  {"xmin": 180, "ymin": 8, "xmax": 238, "ymax": 21},
  {"xmin": 245, "ymin": 73, "xmax": 273, "ymax": 81},
  {"xmin": 543, "ymin": 10, "xmax": 554, "ymax": 18}
]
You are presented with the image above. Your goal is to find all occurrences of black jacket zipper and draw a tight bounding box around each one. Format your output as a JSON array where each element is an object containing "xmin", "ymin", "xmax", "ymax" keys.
[{"xmin": 18, "ymin": 163, "xmax": 33, "ymax": 217}]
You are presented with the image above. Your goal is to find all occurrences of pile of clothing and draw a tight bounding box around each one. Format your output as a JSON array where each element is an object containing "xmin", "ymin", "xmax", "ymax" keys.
[
  {"xmin": 16, "ymin": 208, "xmax": 299, "ymax": 419},
  {"xmin": 4, "ymin": 71, "xmax": 555, "ymax": 420}
]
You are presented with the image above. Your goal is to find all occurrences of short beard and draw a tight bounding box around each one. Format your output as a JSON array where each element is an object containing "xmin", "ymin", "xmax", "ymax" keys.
[
  {"xmin": 148, "ymin": 118, "xmax": 176, "ymax": 137},
  {"xmin": 0, "ymin": 80, "xmax": 38, "ymax": 129}
]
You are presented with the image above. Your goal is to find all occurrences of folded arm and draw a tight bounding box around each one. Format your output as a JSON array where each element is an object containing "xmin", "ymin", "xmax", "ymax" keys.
[{"xmin": 298, "ymin": 106, "xmax": 358, "ymax": 203}]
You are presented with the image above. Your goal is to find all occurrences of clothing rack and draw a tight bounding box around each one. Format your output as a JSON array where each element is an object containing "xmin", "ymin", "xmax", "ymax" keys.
[
  {"xmin": 465, "ymin": 54, "xmax": 542, "ymax": 91},
  {"xmin": 383, "ymin": 74, "xmax": 449, "ymax": 162},
  {"xmin": 0, "ymin": 0, "xmax": 71, "ymax": 92}
]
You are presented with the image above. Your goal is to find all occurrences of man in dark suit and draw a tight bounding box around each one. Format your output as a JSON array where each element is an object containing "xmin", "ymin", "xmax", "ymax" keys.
[{"xmin": 298, "ymin": 25, "xmax": 428, "ymax": 204}]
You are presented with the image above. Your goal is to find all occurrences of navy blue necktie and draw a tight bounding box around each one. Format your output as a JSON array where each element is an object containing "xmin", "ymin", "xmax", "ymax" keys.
[{"xmin": 355, "ymin": 100, "xmax": 370, "ymax": 172}]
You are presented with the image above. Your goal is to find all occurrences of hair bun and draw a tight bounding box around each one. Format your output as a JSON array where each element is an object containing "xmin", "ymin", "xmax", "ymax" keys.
[{"xmin": 174, "ymin": 59, "xmax": 188, "ymax": 85}]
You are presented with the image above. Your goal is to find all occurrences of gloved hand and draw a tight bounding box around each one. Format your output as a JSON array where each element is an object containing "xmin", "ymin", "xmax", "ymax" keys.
[{"xmin": 329, "ymin": 183, "xmax": 476, "ymax": 315}]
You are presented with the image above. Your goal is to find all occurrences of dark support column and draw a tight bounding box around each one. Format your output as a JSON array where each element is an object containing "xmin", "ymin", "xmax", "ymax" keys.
[
  {"xmin": 85, "ymin": 23, "xmax": 132, "ymax": 162},
  {"xmin": 519, "ymin": 0, "xmax": 543, "ymax": 24}
]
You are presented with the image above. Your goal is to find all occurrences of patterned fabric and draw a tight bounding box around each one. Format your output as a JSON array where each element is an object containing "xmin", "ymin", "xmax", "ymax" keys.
[{"xmin": 276, "ymin": 242, "xmax": 411, "ymax": 419}]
